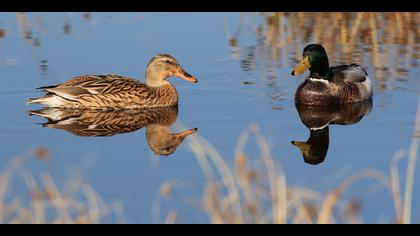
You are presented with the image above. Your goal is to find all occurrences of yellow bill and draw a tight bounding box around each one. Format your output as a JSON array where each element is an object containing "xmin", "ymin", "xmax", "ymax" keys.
[
  {"xmin": 291, "ymin": 56, "xmax": 310, "ymax": 75},
  {"xmin": 291, "ymin": 141, "xmax": 310, "ymax": 157}
]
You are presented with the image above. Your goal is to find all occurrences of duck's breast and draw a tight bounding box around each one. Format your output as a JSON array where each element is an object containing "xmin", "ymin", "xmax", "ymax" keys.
[{"xmin": 295, "ymin": 79, "xmax": 338, "ymax": 105}]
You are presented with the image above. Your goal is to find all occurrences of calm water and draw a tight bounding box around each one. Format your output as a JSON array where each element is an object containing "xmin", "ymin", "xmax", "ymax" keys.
[{"xmin": 0, "ymin": 12, "xmax": 419, "ymax": 223}]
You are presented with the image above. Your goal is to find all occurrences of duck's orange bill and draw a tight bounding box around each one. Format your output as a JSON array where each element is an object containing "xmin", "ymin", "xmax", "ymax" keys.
[
  {"xmin": 175, "ymin": 70, "xmax": 198, "ymax": 83},
  {"xmin": 175, "ymin": 128, "xmax": 198, "ymax": 139},
  {"xmin": 291, "ymin": 56, "xmax": 310, "ymax": 76}
]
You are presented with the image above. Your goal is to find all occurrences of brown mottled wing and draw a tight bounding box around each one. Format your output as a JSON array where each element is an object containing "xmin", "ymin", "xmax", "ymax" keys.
[
  {"xmin": 59, "ymin": 75, "xmax": 109, "ymax": 87},
  {"xmin": 60, "ymin": 75, "xmax": 142, "ymax": 94},
  {"xmin": 74, "ymin": 76, "xmax": 152, "ymax": 108},
  {"xmin": 44, "ymin": 75, "xmax": 147, "ymax": 101},
  {"xmin": 99, "ymin": 76, "xmax": 148, "ymax": 94}
]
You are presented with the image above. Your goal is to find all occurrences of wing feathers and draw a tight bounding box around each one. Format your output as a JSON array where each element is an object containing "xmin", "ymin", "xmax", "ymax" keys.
[
  {"xmin": 332, "ymin": 64, "xmax": 368, "ymax": 83},
  {"xmin": 46, "ymin": 87, "xmax": 91, "ymax": 101},
  {"xmin": 31, "ymin": 75, "xmax": 150, "ymax": 107}
]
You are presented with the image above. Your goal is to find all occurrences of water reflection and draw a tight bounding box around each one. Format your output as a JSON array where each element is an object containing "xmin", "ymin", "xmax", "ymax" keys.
[
  {"xmin": 28, "ymin": 106, "xmax": 197, "ymax": 156},
  {"xmin": 0, "ymin": 13, "xmax": 101, "ymax": 74},
  {"xmin": 0, "ymin": 28, "xmax": 5, "ymax": 38},
  {"xmin": 291, "ymin": 100, "xmax": 373, "ymax": 165},
  {"xmin": 63, "ymin": 21, "xmax": 71, "ymax": 34}
]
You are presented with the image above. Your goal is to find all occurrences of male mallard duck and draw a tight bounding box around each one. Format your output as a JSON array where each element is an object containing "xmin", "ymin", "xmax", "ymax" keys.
[
  {"xmin": 27, "ymin": 54, "xmax": 197, "ymax": 109},
  {"xmin": 291, "ymin": 44, "xmax": 372, "ymax": 105}
]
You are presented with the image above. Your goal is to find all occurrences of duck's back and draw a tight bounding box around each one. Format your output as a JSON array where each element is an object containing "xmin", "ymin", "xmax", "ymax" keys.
[
  {"xmin": 57, "ymin": 74, "xmax": 146, "ymax": 93},
  {"xmin": 331, "ymin": 64, "xmax": 368, "ymax": 83},
  {"xmin": 71, "ymin": 75, "xmax": 176, "ymax": 109}
]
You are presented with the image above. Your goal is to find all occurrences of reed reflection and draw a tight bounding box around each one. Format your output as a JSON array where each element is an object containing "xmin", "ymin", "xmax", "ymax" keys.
[
  {"xmin": 29, "ymin": 106, "xmax": 197, "ymax": 156},
  {"xmin": 291, "ymin": 100, "xmax": 372, "ymax": 165}
]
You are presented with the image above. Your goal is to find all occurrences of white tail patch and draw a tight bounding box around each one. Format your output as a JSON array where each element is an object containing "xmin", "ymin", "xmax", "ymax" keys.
[
  {"xmin": 361, "ymin": 76, "xmax": 373, "ymax": 100},
  {"xmin": 362, "ymin": 76, "xmax": 372, "ymax": 95}
]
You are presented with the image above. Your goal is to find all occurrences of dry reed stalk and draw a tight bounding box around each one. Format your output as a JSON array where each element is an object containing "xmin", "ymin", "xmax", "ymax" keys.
[
  {"xmin": 403, "ymin": 96, "xmax": 420, "ymax": 224},
  {"xmin": 390, "ymin": 150, "xmax": 405, "ymax": 223},
  {"xmin": 0, "ymin": 148, "xmax": 121, "ymax": 224},
  {"xmin": 188, "ymin": 135, "xmax": 245, "ymax": 223},
  {"xmin": 175, "ymin": 119, "xmax": 417, "ymax": 224}
]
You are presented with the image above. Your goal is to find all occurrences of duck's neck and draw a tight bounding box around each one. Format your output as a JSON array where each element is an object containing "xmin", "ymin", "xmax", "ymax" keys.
[
  {"xmin": 146, "ymin": 77, "xmax": 170, "ymax": 87},
  {"xmin": 307, "ymin": 53, "xmax": 331, "ymax": 80},
  {"xmin": 145, "ymin": 68, "xmax": 170, "ymax": 87},
  {"xmin": 144, "ymin": 70, "xmax": 178, "ymax": 106},
  {"xmin": 148, "ymin": 83, "xmax": 179, "ymax": 107},
  {"xmin": 309, "ymin": 67, "xmax": 332, "ymax": 81}
]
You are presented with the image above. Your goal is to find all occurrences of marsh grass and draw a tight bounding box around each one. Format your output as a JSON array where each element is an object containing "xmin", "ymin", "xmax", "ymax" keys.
[
  {"xmin": 156, "ymin": 123, "xmax": 417, "ymax": 224},
  {"xmin": 1, "ymin": 108, "xmax": 417, "ymax": 225},
  {"xmin": 0, "ymin": 147, "xmax": 123, "ymax": 224}
]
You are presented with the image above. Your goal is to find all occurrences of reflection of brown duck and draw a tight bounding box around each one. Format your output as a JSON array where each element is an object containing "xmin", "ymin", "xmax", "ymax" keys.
[
  {"xmin": 146, "ymin": 124, "xmax": 196, "ymax": 156},
  {"xmin": 291, "ymin": 99, "xmax": 372, "ymax": 165},
  {"xmin": 29, "ymin": 105, "xmax": 197, "ymax": 156}
]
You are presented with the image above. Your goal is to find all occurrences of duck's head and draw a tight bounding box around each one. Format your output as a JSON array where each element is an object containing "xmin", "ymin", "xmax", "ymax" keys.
[
  {"xmin": 291, "ymin": 126, "xmax": 329, "ymax": 165},
  {"xmin": 147, "ymin": 127, "xmax": 198, "ymax": 156},
  {"xmin": 291, "ymin": 44, "xmax": 330, "ymax": 78},
  {"xmin": 145, "ymin": 54, "xmax": 197, "ymax": 87}
]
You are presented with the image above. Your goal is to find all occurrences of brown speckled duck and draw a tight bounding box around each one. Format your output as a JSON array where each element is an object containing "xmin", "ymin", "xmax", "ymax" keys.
[
  {"xmin": 291, "ymin": 44, "xmax": 372, "ymax": 105},
  {"xmin": 27, "ymin": 54, "xmax": 197, "ymax": 109}
]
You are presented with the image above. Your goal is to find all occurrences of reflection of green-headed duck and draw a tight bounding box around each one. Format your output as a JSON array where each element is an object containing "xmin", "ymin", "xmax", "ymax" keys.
[
  {"xmin": 292, "ymin": 44, "xmax": 372, "ymax": 105},
  {"xmin": 28, "ymin": 54, "xmax": 197, "ymax": 109},
  {"xmin": 292, "ymin": 100, "xmax": 372, "ymax": 165},
  {"xmin": 292, "ymin": 127, "xmax": 329, "ymax": 165}
]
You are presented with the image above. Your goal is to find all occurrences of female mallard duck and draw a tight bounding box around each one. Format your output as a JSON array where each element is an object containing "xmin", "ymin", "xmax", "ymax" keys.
[
  {"xmin": 27, "ymin": 54, "xmax": 197, "ymax": 109},
  {"xmin": 291, "ymin": 44, "xmax": 372, "ymax": 105}
]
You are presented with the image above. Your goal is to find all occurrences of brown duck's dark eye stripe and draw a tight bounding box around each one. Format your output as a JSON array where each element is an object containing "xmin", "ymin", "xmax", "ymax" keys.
[{"xmin": 163, "ymin": 60, "xmax": 177, "ymax": 66}]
